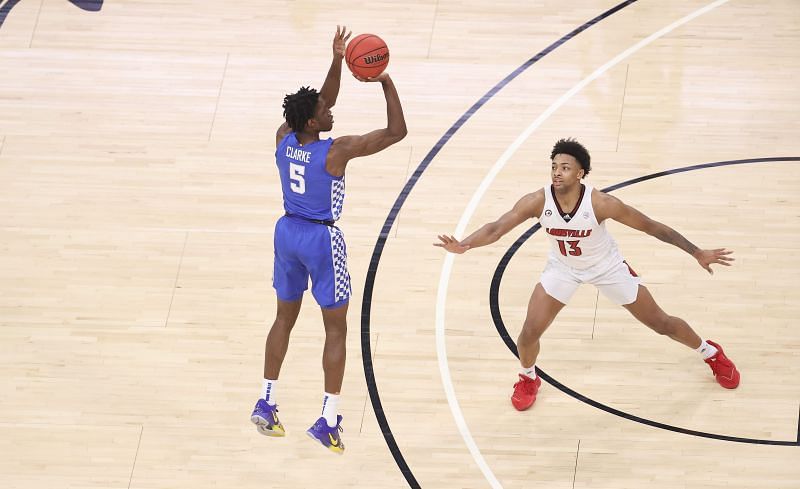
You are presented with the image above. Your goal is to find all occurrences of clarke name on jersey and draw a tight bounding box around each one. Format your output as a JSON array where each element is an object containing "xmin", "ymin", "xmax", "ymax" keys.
[{"xmin": 285, "ymin": 146, "xmax": 311, "ymax": 163}]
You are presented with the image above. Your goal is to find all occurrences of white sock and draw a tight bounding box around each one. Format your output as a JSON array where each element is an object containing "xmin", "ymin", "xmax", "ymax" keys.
[
  {"xmin": 321, "ymin": 392, "xmax": 339, "ymax": 428},
  {"xmin": 696, "ymin": 340, "xmax": 718, "ymax": 360},
  {"xmin": 262, "ymin": 379, "xmax": 277, "ymax": 406},
  {"xmin": 520, "ymin": 365, "xmax": 537, "ymax": 380}
]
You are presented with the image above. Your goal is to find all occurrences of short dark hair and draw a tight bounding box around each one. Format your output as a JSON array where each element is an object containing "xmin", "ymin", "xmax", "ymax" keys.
[
  {"xmin": 550, "ymin": 138, "xmax": 591, "ymax": 178},
  {"xmin": 282, "ymin": 86, "xmax": 319, "ymax": 133}
]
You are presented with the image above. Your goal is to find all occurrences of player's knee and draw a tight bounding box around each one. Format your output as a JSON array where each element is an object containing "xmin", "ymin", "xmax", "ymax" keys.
[
  {"xmin": 322, "ymin": 314, "xmax": 347, "ymax": 337},
  {"xmin": 324, "ymin": 323, "xmax": 347, "ymax": 341}
]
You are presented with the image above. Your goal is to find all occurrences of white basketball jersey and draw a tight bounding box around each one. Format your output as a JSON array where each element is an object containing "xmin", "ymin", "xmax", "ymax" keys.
[{"xmin": 539, "ymin": 184, "xmax": 623, "ymax": 271}]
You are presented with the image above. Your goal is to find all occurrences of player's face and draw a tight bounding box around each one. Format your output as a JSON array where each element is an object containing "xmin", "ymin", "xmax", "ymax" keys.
[
  {"xmin": 312, "ymin": 96, "xmax": 334, "ymax": 132},
  {"xmin": 551, "ymin": 153, "xmax": 584, "ymax": 189}
]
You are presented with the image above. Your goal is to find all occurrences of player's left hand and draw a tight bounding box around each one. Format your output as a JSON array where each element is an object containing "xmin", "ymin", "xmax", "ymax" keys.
[
  {"xmin": 694, "ymin": 248, "xmax": 734, "ymax": 274},
  {"xmin": 333, "ymin": 25, "xmax": 352, "ymax": 59}
]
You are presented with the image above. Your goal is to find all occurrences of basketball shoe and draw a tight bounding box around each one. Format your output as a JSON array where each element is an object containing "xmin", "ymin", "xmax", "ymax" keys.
[
  {"xmin": 306, "ymin": 415, "xmax": 344, "ymax": 454},
  {"xmin": 511, "ymin": 373, "xmax": 542, "ymax": 411},
  {"xmin": 250, "ymin": 399, "xmax": 285, "ymax": 437},
  {"xmin": 704, "ymin": 340, "xmax": 740, "ymax": 389}
]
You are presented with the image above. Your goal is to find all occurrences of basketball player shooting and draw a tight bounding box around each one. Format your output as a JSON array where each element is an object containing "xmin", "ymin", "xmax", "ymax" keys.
[
  {"xmin": 435, "ymin": 138, "xmax": 739, "ymax": 412},
  {"xmin": 250, "ymin": 26, "xmax": 407, "ymax": 453}
]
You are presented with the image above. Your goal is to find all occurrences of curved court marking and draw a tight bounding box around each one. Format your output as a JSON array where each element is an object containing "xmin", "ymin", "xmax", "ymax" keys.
[
  {"xmin": 489, "ymin": 157, "xmax": 800, "ymax": 446},
  {"xmin": 435, "ymin": 1, "xmax": 730, "ymax": 486}
]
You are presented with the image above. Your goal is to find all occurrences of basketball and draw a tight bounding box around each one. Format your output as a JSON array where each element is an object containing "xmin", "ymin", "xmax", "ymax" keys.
[{"xmin": 345, "ymin": 34, "xmax": 390, "ymax": 79}]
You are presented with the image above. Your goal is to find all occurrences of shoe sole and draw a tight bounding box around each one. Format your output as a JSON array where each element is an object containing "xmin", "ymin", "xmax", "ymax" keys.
[
  {"xmin": 251, "ymin": 414, "xmax": 285, "ymax": 437},
  {"xmin": 511, "ymin": 397, "xmax": 536, "ymax": 411},
  {"xmin": 716, "ymin": 371, "xmax": 741, "ymax": 389},
  {"xmin": 306, "ymin": 430, "xmax": 344, "ymax": 455}
]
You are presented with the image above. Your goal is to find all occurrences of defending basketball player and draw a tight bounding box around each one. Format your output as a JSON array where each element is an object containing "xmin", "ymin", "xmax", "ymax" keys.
[
  {"xmin": 435, "ymin": 138, "xmax": 739, "ymax": 411},
  {"xmin": 250, "ymin": 26, "xmax": 407, "ymax": 452}
]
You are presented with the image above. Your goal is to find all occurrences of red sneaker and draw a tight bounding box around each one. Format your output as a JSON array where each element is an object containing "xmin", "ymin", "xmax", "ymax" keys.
[
  {"xmin": 704, "ymin": 340, "xmax": 740, "ymax": 389},
  {"xmin": 511, "ymin": 374, "xmax": 542, "ymax": 411}
]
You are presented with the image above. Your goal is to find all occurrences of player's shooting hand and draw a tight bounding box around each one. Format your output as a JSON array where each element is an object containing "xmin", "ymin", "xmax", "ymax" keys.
[
  {"xmin": 434, "ymin": 235, "xmax": 470, "ymax": 254},
  {"xmin": 352, "ymin": 72, "xmax": 390, "ymax": 83},
  {"xmin": 694, "ymin": 248, "xmax": 734, "ymax": 274},
  {"xmin": 333, "ymin": 25, "xmax": 352, "ymax": 59}
]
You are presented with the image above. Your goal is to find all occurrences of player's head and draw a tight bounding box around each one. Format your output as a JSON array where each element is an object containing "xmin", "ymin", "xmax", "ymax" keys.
[
  {"xmin": 550, "ymin": 138, "xmax": 591, "ymax": 180},
  {"xmin": 282, "ymin": 87, "xmax": 333, "ymax": 133}
]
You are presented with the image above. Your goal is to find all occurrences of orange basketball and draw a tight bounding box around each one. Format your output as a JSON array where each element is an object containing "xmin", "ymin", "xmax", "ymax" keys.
[{"xmin": 345, "ymin": 34, "xmax": 390, "ymax": 79}]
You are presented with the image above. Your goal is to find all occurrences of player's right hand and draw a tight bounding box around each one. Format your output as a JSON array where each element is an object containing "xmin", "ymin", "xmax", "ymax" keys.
[
  {"xmin": 352, "ymin": 72, "xmax": 390, "ymax": 83},
  {"xmin": 434, "ymin": 235, "xmax": 470, "ymax": 254}
]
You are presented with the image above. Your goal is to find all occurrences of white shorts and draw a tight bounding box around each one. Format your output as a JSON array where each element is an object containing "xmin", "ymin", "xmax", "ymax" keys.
[{"xmin": 540, "ymin": 257, "xmax": 641, "ymax": 306}]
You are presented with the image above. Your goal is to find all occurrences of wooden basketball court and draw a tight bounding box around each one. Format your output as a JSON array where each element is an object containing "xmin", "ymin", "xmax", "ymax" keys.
[{"xmin": 1, "ymin": 1, "xmax": 798, "ymax": 488}]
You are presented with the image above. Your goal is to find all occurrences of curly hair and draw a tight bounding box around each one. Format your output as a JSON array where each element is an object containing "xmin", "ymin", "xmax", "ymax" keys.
[
  {"xmin": 282, "ymin": 86, "xmax": 319, "ymax": 133},
  {"xmin": 550, "ymin": 138, "xmax": 591, "ymax": 178}
]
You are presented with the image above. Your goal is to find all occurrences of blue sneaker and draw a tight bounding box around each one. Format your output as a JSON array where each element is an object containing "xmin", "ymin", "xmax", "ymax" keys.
[
  {"xmin": 306, "ymin": 415, "xmax": 344, "ymax": 454},
  {"xmin": 250, "ymin": 399, "xmax": 285, "ymax": 437}
]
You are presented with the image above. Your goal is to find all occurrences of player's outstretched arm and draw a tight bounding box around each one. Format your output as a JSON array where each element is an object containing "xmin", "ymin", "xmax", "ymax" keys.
[
  {"xmin": 595, "ymin": 190, "xmax": 734, "ymax": 274},
  {"xmin": 319, "ymin": 25, "xmax": 351, "ymax": 109},
  {"xmin": 327, "ymin": 73, "xmax": 407, "ymax": 175},
  {"xmin": 434, "ymin": 190, "xmax": 544, "ymax": 254}
]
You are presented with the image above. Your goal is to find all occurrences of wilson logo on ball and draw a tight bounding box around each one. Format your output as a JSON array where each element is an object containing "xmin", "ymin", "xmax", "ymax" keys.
[{"xmin": 363, "ymin": 53, "xmax": 389, "ymax": 64}]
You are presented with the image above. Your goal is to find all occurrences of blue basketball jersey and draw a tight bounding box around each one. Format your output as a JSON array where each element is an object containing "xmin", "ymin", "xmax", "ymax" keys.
[{"xmin": 276, "ymin": 133, "xmax": 345, "ymax": 221}]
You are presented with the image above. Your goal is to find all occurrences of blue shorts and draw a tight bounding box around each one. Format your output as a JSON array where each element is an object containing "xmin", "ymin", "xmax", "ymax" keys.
[{"xmin": 272, "ymin": 215, "xmax": 351, "ymax": 308}]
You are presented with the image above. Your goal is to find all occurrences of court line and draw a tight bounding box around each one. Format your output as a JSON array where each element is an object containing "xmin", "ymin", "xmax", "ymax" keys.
[
  {"xmin": 489, "ymin": 157, "xmax": 800, "ymax": 447},
  {"xmin": 436, "ymin": 0, "xmax": 731, "ymax": 486},
  {"xmin": 360, "ymin": 2, "xmax": 640, "ymax": 487},
  {"xmin": 29, "ymin": 0, "xmax": 44, "ymax": 48},
  {"xmin": 208, "ymin": 52, "xmax": 230, "ymax": 142},
  {"xmin": 128, "ymin": 425, "xmax": 143, "ymax": 489}
]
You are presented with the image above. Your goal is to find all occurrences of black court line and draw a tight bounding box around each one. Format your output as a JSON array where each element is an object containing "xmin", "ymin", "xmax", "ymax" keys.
[
  {"xmin": 360, "ymin": 1, "xmax": 640, "ymax": 487},
  {"xmin": 0, "ymin": 0, "xmax": 103, "ymax": 31},
  {"xmin": 489, "ymin": 157, "xmax": 800, "ymax": 447},
  {"xmin": 0, "ymin": 0, "xmax": 23, "ymax": 31}
]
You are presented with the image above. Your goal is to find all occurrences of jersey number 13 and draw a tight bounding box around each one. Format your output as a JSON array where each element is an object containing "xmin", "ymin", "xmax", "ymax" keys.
[{"xmin": 556, "ymin": 239, "xmax": 583, "ymax": 257}]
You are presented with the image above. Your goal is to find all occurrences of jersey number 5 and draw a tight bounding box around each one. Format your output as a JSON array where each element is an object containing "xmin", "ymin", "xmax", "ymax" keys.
[
  {"xmin": 289, "ymin": 163, "xmax": 306, "ymax": 194},
  {"xmin": 556, "ymin": 239, "xmax": 582, "ymax": 257}
]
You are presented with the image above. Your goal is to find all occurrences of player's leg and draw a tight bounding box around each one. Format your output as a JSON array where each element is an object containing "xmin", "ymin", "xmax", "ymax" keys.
[
  {"xmin": 251, "ymin": 297, "xmax": 302, "ymax": 436},
  {"xmin": 251, "ymin": 217, "xmax": 309, "ymax": 436},
  {"xmin": 303, "ymin": 302, "xmax": 348, "ymax": 454},
  {"xmin": 321, "ymin": 302, "xmax": 348, "ymax": 395},
  {"xmin": 304, "ymin": 225, "xmax": 350, "ymax": 453},
  {"xmin": 264, "ymin": 297, "xmax": 303, "ymax": 380},
  {"xmin": 593, "ymin": 261, "xmax": 673, "ymax": 338},
  {"xmin": 512, "ymin": 261, "xmax": 573, "ymax": 411},
  {"xmin": 306, "ymin": 226, "xmax": 350, "ymax": 394},
  {"xmin": 622, "ymin": 284, "xmax": 701, "ymax": 348},
  {"xmin": 265, "ymin": 218, "xmax": 309, "ymax": 385},
  {"xmin": 518, "ymin": 283, "xmax": 566, "ymax": 371},
  {"xmin": 597, "ymin": 262, "xmax": 703, "ymax": 350},
  {"xmin": 623, "ymin": 285, "xmax": 739, "ymax": 388},
  {"xmin": 605, "ymin": 261, "xmax": 740, "ymax": 389}
]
